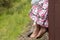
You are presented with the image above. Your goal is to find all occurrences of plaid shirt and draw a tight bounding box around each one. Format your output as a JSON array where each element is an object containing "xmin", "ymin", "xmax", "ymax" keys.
[{"xmin": 29, "ymin": 0, "xmax": 48, "ymax": 27}]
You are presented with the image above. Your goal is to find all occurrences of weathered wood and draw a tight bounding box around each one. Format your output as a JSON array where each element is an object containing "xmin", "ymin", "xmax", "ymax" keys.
[
  {"xmin": 54, "ymin": 0, "xmax": 60, "ymax": 40},
  {"xmin": 49, "ymin": 0, "xmax": 60, "ymax": 40},
  {"xmin": 48, "ymin": 0, "xmax": 55, "ymax": 40}
]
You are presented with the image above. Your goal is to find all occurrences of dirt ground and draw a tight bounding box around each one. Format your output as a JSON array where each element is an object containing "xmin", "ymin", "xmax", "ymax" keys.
[{"xmin": 17, "ymin": 22, "xmax": 49, "ymax": 40}]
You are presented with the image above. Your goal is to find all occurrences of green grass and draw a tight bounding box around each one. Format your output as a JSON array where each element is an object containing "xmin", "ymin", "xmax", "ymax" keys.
[{"xmin": 0, "ymin": 0, "xmax": 31, "ymax": 40}]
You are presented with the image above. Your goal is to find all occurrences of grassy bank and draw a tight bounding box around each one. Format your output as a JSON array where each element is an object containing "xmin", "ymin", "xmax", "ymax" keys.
[{"xmin": 0, "ymin": 0, "xmax": 31, "ymax": 40}]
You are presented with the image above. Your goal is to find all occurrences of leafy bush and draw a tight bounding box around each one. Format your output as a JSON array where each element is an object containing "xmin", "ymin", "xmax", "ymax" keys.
[{"xmin": 0, "ymin": 0, "xmax": 20, "ymax": 8}]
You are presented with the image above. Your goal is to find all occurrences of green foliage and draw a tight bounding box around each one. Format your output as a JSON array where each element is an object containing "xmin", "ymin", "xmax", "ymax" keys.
[
  {"xmin": 0, "ymin": 0, "xmax": 21, "ymax": 8},
  {"xmin": 0, "ymin": 0, "xmax": 31, "ymax": 40},
  {"xmin": 0, "ymin": 0, "xmax": 11, "ymax": 8}
]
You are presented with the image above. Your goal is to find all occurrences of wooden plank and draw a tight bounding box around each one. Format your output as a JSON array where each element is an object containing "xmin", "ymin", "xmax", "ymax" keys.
[
  {"xmin": 48, "ymin": 0, "xmax": 55, "ymax": 40},
  {"xmin": 55, "ymin": 0, "xmax": 60, "ymax": 40}
]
